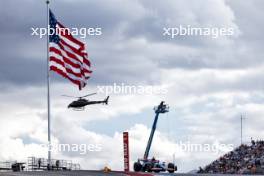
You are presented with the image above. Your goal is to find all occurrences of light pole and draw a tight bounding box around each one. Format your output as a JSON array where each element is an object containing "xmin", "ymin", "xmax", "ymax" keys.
[{"xmin": 240, "ymin": 115, "xmax": 246, "ymax": 145}]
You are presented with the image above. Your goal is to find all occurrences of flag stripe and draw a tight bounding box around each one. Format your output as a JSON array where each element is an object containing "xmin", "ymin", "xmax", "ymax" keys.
[
  {"xmin": 50, "ymin": 47, "xmax": 92, "ymax": 76},
  {"xmin": 50, "ymin": 61, "xmax": 87, "ymax": 82},
  {"xmin": 50, "ymin": 47, "xmax": 82, "ymax": 69},
  {"xmin": 60, "ymin": 38, "xmax": 84, "ymax": 58},
  {"xmin": 50, "ymin": 45, "xmax": 92, "ymax": 75},
  {"xmin": 50, "ymin": 56, "xmax": 84, "ymax": 77},
  {"xmin": 57, "ymin": 42, "xmax": 84, "ymax": 64},
  {"xmin": 56, "ymin": 42, "xmax": 92, "ymax": 74},
  {"xmin": 50, "ymin": 65, "xmax": 81, "ymax": 87},
  {"xmin": 57, "ymin": 22, "xmax": 85, "ymax": 47},
  {"xmin": 60, "ymin": 33, "xmax": 81, "ymax": 51}
]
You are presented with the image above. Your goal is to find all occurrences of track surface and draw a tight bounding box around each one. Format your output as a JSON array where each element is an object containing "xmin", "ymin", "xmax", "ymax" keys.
[{"xmin": 0, "ymin": 171, "xmax": 258, "ymax": 176}]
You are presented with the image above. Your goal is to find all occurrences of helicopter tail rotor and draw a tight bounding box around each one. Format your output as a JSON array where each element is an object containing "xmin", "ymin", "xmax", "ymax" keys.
[{"xmin": 104, "ymin": 96, "xmax": 109, "ymax": 105}]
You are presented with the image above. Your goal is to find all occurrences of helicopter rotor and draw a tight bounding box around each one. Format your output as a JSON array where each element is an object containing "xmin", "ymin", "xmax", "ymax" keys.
[{"xmin": 62, "ymin": 93, "xmax": 97, "ymax": 99}]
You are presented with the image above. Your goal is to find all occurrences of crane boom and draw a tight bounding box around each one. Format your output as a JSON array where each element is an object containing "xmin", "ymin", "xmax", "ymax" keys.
[{"xmin": 143, "ymin": 101, "xmax": 169, "ymax": 159}]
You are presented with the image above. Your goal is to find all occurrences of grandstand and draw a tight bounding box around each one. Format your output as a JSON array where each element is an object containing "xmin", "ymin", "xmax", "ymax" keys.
[
  {"xmin": 198, "ymin": 140, "xmax": 264, "ymax": 174},
  {"xmin": 0, "ymin": 157, "xmax": 80, "ymax": 172},
  {"xmin": 27, "ymin": 157, "xmax": 80, "ymax": 171}
]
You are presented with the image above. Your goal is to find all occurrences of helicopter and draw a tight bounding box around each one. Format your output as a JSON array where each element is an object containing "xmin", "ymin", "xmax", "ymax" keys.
[{"xmin": 62, "ymin": 93, "xmax": 109, "ymax": 110}]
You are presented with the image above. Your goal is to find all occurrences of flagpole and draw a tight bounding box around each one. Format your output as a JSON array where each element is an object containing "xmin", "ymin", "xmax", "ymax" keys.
[{"xmin": 46, "ymin": 0, "xmax": 51, "ymax": 169}]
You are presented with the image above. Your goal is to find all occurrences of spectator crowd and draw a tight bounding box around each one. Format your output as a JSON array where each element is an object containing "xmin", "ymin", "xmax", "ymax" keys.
[{"xmin": 198, "ymin": 140, "xmax": 264, "ymax": 174}]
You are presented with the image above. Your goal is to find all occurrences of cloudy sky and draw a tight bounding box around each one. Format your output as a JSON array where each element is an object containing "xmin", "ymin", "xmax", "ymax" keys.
[{"xmin": 0, "ymin": 0, "xmax": 264, "ymax": 172}]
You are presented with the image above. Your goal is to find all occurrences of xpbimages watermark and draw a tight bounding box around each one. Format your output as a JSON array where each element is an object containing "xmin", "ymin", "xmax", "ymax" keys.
[
  {"xmin": 97, "ymin": 83, "xmax": 168, "ymax": 95},
  {"xmin": 31, "ymin": 26, "xmax": 102, "ymax": 38},
  {"xmin": 40, "ymin": 143, "xmax": 102, "ymax": 155},
  {"xmin": 175, "ymin": 141, "xmax": 234, "ymax": 154},
  {"xmin": 163, "ymin": 25, "xmax": 234, "ymax": 38}
]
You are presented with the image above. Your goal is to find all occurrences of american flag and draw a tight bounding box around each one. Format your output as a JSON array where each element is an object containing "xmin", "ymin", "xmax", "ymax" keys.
[{"xmin": 49, "ymin": 10, "xmax": 92, "ymax": 90}]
